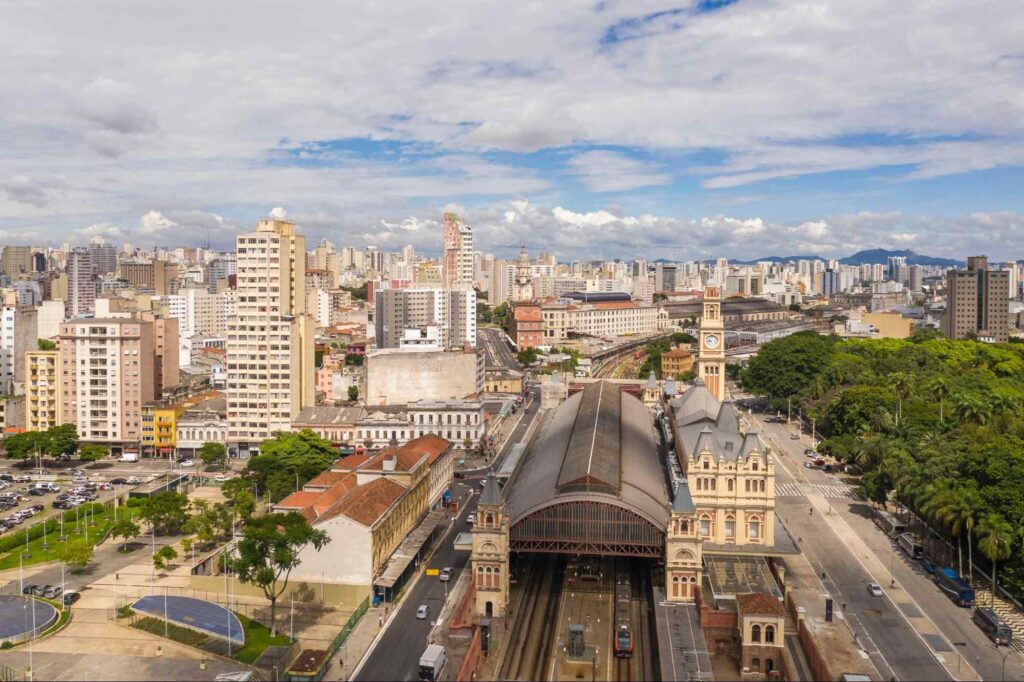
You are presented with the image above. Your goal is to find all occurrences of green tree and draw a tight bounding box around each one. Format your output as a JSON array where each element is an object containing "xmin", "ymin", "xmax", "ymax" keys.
[
  {"xmin": 671, "ymin": 332, "xmax": 696, "ymax": 345},
  {"xmin": 247, "ymin": 430, "xmax": 336, "ymax": 502},
  {"xmin": 111, "ymin": 517, "xmax": 141, "ymax": 551},
  {"xmin": 935, "ymin": 488, "xmax": 982, "ymax": 583},
  {"xmin": 198, "ymin": 442, "xmax": 228, "ymax": 471},
  {"xmin": 2, "ymin": 432, "xmax": 45, "ymax": 460},
  {"xmin": 516, "ymin": 348, "xmax": 538, "ymax": 366},
  {"xmin": 347, "ymin": 385, "xmax": 359, "ymax": 402},
  {"xmin": 345, "ymin": 353, "xmax": 364, "ymax": 366},
  {"xmin": 153, "ymin": 545, "xmax": 178, "ymax": 571},
  {"xmin": 891, "ymin": 371, "xmax": 912, "ymax": 426},
  {"xmin": 139, "ymin": 492, "xmax": 191, "ymax": 535},
  {"xmin": 232, "ymin": 512, "xmax": 329, "ymax": 636},
  {"xmin": 476, "ymin": 301, "xmax": 493, "ymax": 324},
  {"xmin": 45, "ymin": 424, "xmax": 79, "ymax": 458},
  {"xmin": 341, "ymin": 283, "xmax": 368, "ymax": 301},
  {"xmin": 927, "ymin": 376, "xmax": 951, "ymax": 425},
  {"xmin": 78, "ymin": 443, "xmax": 108, "ymax": 463},
  {"xmin": 952, "ymin": 394, "xmax": 993, "ymax": 426},
  {"xmin": 977, "ymin": 513, "xmax": 1014, "ymax": 607},
  {"xmin": 63, "ymin": 542, "xmax": 94, "ymax": 574},
  {"xmin": 740, "ymin": 332, "xmax": 836, "ymax": 408},
  {"xmin": 492, "ymin": 302, "xmax": 510, "ymax": 331},
  {"xmin": 37, "ymin": 339, "xmax": 57, "ymax": 351}
]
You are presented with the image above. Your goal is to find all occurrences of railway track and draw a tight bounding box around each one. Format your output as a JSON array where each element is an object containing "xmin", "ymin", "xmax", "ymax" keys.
[{"xmin": 501, "ymin": 555, "xmax": 566, "ymax": 681}]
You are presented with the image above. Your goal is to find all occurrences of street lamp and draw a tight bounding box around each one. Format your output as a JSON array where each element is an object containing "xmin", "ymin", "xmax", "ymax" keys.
[{"xmin": 994, "ymin": 644, "xmax": 1021, "ymax": 682}]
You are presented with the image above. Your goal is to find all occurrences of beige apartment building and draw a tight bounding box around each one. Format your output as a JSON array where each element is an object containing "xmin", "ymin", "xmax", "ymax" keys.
[
  {"xmin": 59, "ymin": 319, "xmax": 155, "ymax": 446},
  {"xmin": 227, "ymin": 218, "xmax": 315, "ymax": 453},
  {"xmin": 539, "ymin": 299, "xmax": 669, "ymax": 342},
  {"xmin": 945, "ymin": 256, "xmax": 1010, "ymax": 342},
  {"xmin": 25, "ymin": 350, "xmax": 61, "ymax": 431}
]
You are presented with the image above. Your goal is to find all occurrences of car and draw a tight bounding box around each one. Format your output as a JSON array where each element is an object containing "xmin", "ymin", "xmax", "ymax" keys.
[
  {"xmin": 180, "ymin": 460, "xmax": 194, "ymax": 468},
  {"xmin": 790, "ymin": 433, "xmax": 800, "ymax": 440},
  {"xmin": 867, "ymin": 582, "xmax": 883, "ymax": 597},
  {"xmin": 813, "ymin": 459, "xmax": 825, "ymax": 467},
  {"xmin": 804, "ymin": 449, "xmax": 817, "ymax": 457},
  {"xmin": 52, "ymin": 501, "xmax": 70, "ymax": 510},
  {"xmin": 98, "ymin": 483, "xmax": 112, "ymax": 490},
  {"xmin": 63, "ymin": 590, "xmax": 80, "ymax": 606},
  {"xmin": 467, "ymin": 513, "xmax": 476, "ymax": 525},
  {"xmin": 71, "ymin": 476, "xmax": 88, "ymax": 484},
  {"xmin": 110, "ymin": 478, "xmax": 128, "ymax": 485},
  {"xmin": 22, "ymin": 584, "xmax": 37, "ymax": 595},
  {"xmin": 803, "ymin": 461, "xmax": 817, "ymax": 469},
  {"xmin": 416, "ymin": 604, "xmax": 429, "ymax": 620},
  {"xmin": 32, "ymin": 585, "xmax": 50, "ymax": 597},
  {"xmin": 126, "ymin": 477, "xmax": 141, "ymax": 485},
  {"xmin": 70, "ymin": 468, "xmax": 84, "ymax": 476},
  {"xmin": 43, "ymin": 586, "xmax": 63, "ymax": 599},
  {"xmin": 13, "ymin": 475, "xmax": 31, "ymax": 483},
  {"xmin": 0, "ymin": 473, "xmax": 12, "ymax": 482},
  {"xmin": 439, "ymin": 567, "xmax": 453, "ymax": 582}
]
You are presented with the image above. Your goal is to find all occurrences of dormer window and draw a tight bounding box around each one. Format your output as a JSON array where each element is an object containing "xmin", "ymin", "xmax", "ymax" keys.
[
  {"xmin": 751, "ymin": 461, "xmax": 759, "ymax": 471},
  {"xmin": 703, "ymin": 459, "xmax": 710, "ymax": 470}
]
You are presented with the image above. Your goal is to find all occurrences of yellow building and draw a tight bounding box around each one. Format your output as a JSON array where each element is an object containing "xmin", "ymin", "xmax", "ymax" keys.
[
  {"xmin": 25, "ymin": 350, "xmax": 61, "ymax": 431},
  {"xmin": 141, "ymin": 390, "xmax": 222, "ymax": 454},
  {"xmin": 861, "ymin": 312, "xmax": 914, "ymax": 339},
  {"xmin": 662, "ymin": 347, "xmax": 695, "ymax": 378},
  {"xmin": 484, "ymin": 367, "xmax": 524, "ymax": 394}
]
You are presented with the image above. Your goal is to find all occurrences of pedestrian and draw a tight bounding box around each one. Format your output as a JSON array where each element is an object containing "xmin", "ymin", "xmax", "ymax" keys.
[{"xmin": 379, "ymin": 615, "xmax": 383, "ymax": 628}]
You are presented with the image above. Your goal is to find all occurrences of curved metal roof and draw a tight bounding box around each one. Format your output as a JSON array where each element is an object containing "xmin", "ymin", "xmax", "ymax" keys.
[{"xmin": 507, "ymin": 380, "xmax": 670, "ymax": 529}]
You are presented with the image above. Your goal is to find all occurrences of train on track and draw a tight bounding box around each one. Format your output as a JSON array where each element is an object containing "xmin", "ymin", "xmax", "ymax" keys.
[{"xmin": 613, "ymin": 560, "xmax": 634, "ymax": 658}]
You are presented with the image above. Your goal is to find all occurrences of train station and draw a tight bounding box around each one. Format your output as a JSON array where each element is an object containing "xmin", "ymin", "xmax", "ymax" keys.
[{"xmin": 468, "ymin": 287, "xmax": 802, "ymax": 680}]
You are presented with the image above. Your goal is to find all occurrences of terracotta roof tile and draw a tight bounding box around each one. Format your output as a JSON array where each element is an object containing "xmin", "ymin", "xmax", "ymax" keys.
[
  {"xmin": 326, "ymin": 477, "xmax": 406, "ymax": 527},
  {"xmin": 736, "ymin": 592, "xmax": 785, "ymax": 617},
  {"xmin": 332, "ymin": 453, "xmax": 372, "ymax": 471},
  {"xmin": 312, "ymin": 474, "xmax": 359, "ymax": 517},
  {"xmin": 306, "ymin": 470, "xmax": 355, "ymax": 489},
  {"xmin": 275, "ymin": 491, "xmax": 321, "ymax": 511}
]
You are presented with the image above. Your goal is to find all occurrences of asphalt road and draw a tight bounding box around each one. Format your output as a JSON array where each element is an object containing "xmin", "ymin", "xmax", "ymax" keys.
[
  {"xmin": 741, "ymin": 396, "xmax": 1016, "ymax": 682},
  {"xmin": 355, "ymin": 388, "xmax": 541, "ymax": 682},
  {"xmin": 478, "ymin": 327, "xmax": 519, "ymax": 369}
]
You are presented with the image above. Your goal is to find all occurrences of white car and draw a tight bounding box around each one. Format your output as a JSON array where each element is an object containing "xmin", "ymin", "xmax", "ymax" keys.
[
  {"xmin": 867, "ymin": 582, "xmax": 883, "ymax": 597},
  {"xmin": 214, "ymin": 474, "xmax": 231, "ymax": 482},
  {"xmin": 416, "ymin": 604, "xmax": 429, "ymax": 620},
  {"xmin": 439, "ymin": 567, "xmax": 453, "ymax": 582},
  {"xmin": 179, "ymin": 460, "xmax": 195, "ymax": 468},
  {"xmin": 467, "ymin": 513, "xmax": 476, "ymax": 525},
  {"xmin": 126, "ymin": 476, "xmax": 142, "ymax": 485}
]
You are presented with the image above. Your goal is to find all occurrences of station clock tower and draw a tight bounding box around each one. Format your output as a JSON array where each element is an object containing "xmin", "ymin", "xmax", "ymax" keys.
[{"xmin": 698, "ymin": 285, "xmax": 726, "ymax": 401}]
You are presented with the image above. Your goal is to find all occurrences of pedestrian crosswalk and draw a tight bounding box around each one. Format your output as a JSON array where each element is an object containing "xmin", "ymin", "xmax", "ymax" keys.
[{"xmin": 775, "ymin": 482, "xmax": 857, "ymax": 499}]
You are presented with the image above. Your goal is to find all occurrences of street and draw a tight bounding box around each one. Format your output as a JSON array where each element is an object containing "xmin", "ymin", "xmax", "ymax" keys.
[
  {"xmin": 354, "ymin": 387, "xmax": 541, "ymax": 681},
  {"xmin": 737, "ymin": 388, "xmax": 1024, "ymax": 682},
  {"xmin": 478, "ymin": 327, "xmax": 519, "ymax": 369}
]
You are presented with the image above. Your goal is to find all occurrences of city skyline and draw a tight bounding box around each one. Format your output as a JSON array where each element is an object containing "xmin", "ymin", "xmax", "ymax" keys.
[{"xmin": 2, "ymin": 1, "xmax": 1023, "ymax": 259}]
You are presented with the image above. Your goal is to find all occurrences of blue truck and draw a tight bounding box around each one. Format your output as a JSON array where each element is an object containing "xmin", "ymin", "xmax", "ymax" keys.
[{"xmin": 935, "ymin": 567, "xmax": 975, "ymax": 607}]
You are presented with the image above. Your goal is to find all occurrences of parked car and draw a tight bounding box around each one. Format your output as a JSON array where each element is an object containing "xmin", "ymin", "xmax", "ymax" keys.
[
  {"xmin": 179, "ymin": 460, "xmax": 194, "ymax": 468},
  {"xmin": 790, "ymin": 432, "xmax": 800, "ymax": 440},
  {"xmin": 110, "ymin": 478, "xmax": 128, "ymax": 485},
  {"xmin": 0, "ymin": 473, "xmax": 13, "ymax": 482},
  {"xmin": 416, "ymin": 604, "xmax": 429, "ymax": 620},
  {"xmin": 804, "ymin": 449, "xmax": 817, "ymax": 457},
  {"xmin": 867, "ymin": 582, "xmax": 883, "ymax": 597},
  {"xmin": 63, "ymin": 591, "xmax": 80, "ymax": 606},
  {"xmin": 440, "ymin": 567, "xmax": 453, "ymax": 582},
  {"xmin": 71, "ymin": 476, "xmax": 88, "ymax": 485},
  {"xmin": 13, "ymin": 475, "xmax": 31, "ymax": 483},
  {"xmin": 126, "ymin": 477, "xmax": 142, "ymax": 485},
  {"xmin": 43, "ymin": 585, "xmax": 63, "ymax": 599},
  {"xmin": 31, "ymin": 585, "xmax": 50, "ymax": 597},
  {"xmin": 98, "ymin": 483, "xmax": 113, "ymax": 491},
  {"xmin": 214, "ymin": 474, "xmax": 230, "ymax": 482},
  {"xmin": 22, "ymin": 584, "xmax": 37, "ymax": 595}
]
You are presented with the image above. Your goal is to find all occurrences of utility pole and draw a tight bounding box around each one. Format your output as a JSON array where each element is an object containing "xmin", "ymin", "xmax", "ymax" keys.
[{"xmin": 787, "ymin": 398, "xmax": 791, "ymax": 424}]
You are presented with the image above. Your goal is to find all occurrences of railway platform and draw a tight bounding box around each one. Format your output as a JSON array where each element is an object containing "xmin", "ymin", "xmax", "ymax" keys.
[
  {"xmin": 549, "ymin": 557, "xmax": 614, "ymax": 681},
  {"xmin": 653, "ymin": 585, "xmax": 715, "ymax": 681}
]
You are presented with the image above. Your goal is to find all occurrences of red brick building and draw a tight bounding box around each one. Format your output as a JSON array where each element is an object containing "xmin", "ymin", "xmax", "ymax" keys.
[{"xmin": 510, "ymin": 302, "xmax": 543, "ymax": 349}]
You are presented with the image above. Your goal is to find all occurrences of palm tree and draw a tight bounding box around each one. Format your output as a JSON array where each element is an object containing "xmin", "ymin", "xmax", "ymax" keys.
[
  {"xmin": 927, "ymin": 376, "xmax": 950, "ymax": 425},
  {"xmin": 935, "ymin": 488, "xmax": 981, "ymax": 581},
  {"xmin": 977, "ymin": 513, "xmax": 1013, "ymax": 607},
  {"xmin": 952, "ymin": 394, "xmax": 993, "ymax": 426},
  {"xmin": 852, "ymin": 434, "xmax": 889, "ymax": 471},
  {"xmin": 869, "ymin": 407, "xmax": 895, "ymax": 434},
  {"xmin": 891, "ymin": 372, "xmax": 912, "ymax": 426}
]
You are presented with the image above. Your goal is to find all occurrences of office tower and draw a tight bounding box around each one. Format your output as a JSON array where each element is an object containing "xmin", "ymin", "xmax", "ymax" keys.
[
  {"xmin": 59, "ymin": 318, "xmax": 155, "ymax": 444},
  {"xmin": 207, "ymin": 255, "xmax": 236, "ymax": 293},
  {"xmin": 0, "ymin": 246, "xmax": 32, "ymax": 279},
  {"xmin": 821, "ymin": 269, "xmax": 840, "ymax": 297},
  {"xmin": 89, "ymin": 241, "xmax": 118, "ymax": 275},
  {"xmin": 375, "ymin": 287, "xmax": 476, "ymax": 349},
  {"xmin": 25, "ymin": 350, "xmax": 61, "ymax": 431},
  {"xmin": 119, "ymin": 258, "xmax": 180, "ymax": 295},
  {"xmin": 945, "ymin": 256, "xmax": 1010, "ymax": 342},
  {"xmin": 66, "ymin": 248, "xmax": 95, "ymax": 318},
  {"xmin": 227, "ymin": 218, "xmax": 314, "ymax": 450},
  {"xmin": 32, "ymin": 252, "xmax": 47, "ymax": 273},
  {"xmin": 0, "ymin": 307, "xmax": 14, "ymax": 394},
  {"xmin": 908, "ymin": 265, "xmax": 924, "ymax": 293},
  {"xmin": 887, "ymin": 256, "xmax": 907, "ymax": 282},
  {"xmin": 443, "ymin": 212, "xmax": 474, "ymax": 289},
  {"xmin": 655, "ymin": 263, "xmax": 677, "ymax": 292}
]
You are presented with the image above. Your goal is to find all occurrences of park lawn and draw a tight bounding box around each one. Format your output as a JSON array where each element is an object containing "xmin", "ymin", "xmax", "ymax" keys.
[
  {"xmin": 132, "ymin": 615, "xmax": 209, "ymax": 647},
  {"xmin": 0, "ymin": 506, "xmax": 140, "ymax": 570},
  {"xmin": 232, "ymin": 613, "xmax": 293, "ymax": 664}
]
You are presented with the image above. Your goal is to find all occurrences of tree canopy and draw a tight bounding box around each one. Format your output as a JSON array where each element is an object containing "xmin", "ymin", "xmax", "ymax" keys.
[
  {"xmin": 2, "ymin": 424, "xmax": 79, "ymax": 460},
  {"xmin": 741, "ymin": 333, "xmax": 1024, "ymax": 599},
  {"xmin": 139, "ymin": 492, "xmax": 191, "ymax": 535},
  {"xmin": 246, "ymin": 430, "xmax": 336, "ymax": 503},
  {"xmin": 198, "ymin": 442, "xmax": 228, "ymax": 470},
  {"xmin": 232, "ymin": 512, "xmax": 329, "ymax": 636}
]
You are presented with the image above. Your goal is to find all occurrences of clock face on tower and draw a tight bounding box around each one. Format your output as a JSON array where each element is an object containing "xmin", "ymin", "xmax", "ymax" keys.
[{"xmin": 704, "ymin": 334, "xmax": 720, "ymax": 350}]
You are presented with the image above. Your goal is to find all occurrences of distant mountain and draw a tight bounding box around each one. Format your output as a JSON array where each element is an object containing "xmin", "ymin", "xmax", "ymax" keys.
[
  {"xmin": 729, "ymin": 249, "xmax": 962, "ymax": 267},
  {"xmin": 838, "ymin": 249, "xmax": 962, "ymax": 267}
]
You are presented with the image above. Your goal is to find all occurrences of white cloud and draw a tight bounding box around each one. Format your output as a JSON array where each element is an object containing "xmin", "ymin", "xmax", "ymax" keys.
[
  {"xmin": 566, "ymin": 150, "xmax": 673, "ymax": 192},
  {"xmin": 268, "ymin": 207, "xmax": 288, "ymax": 219}
]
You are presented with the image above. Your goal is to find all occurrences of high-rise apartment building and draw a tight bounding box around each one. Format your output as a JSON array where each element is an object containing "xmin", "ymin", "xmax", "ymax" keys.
[
  {"xmin": 25, "ymin": 350, "xmax": 61, "ymax": 431},
  {"xmin": 88, "ymin": 241, "xmax": 118, "ymax": 276},
  {"xmin": 375, "ymin": 287, "xmax": 476, "ymax": 350},
  {"xmin": 0, "ymin": 307, "xmax": 14, "ymax": 394},
  {"xmin": 66, "ymin": 248, "xmax": 95, "ymax": 318},
  {"xmin": 59, "ymin": 318, "xmax": 155, "ymax": 445},
  {"xmin": 443, "ymin": 212, "xmax": 474, "ymax": 289},
  {"xmin": 227, "ymin": 218, "xmax": 315, "ymax": 451},
  {"xmin": 887, "ymin": 256, "xmax": 907, "ymax": 282},
  {"xmin": 945, "ymin": 256, "xmax": 1010, "ymax": 342},
  {"xmin": 119, "ymin": 258, "xmax": 180, "ymax": 295},
  {"xmin": 0, "ymin": 246, "xmax": 32, "ymax": 279}
]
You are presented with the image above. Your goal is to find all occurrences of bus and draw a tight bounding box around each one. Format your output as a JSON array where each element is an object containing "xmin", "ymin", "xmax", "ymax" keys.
[
  {"xmin": 418, "ymin": 644, "xmax": 447, "ymax": 682},
  {"xmin": 896, "ymin": 533, "xmax": 924, "ymax": 560},
  {"xmin": 935, "ymin": 567, "xmax": 975, "ymax": 607},
  {"xmin": 973, "ymin": 607, "xmax": 1013, "ymax": 646},
  {"xmin": 873, "ymin": 509, "xmax": 907, "ymax": 538}
]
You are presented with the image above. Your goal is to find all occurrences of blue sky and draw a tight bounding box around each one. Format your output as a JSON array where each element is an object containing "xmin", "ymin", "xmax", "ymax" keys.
[{"xmin": 1, "ymin": 0, "xmax": 1023, "ymax": 259}]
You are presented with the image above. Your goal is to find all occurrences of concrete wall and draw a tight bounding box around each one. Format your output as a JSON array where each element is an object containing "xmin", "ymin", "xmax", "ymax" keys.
[
  {"xmin": 366, "ymin": 350, "xmax": 480, "ymax": 405},
  {"xmin": 291, "ymin": 514, "xmax": 374, "ymax": 586},
  {"xmin": 190, "ymin": 575, "xmax": 371, "ymax": 610}
]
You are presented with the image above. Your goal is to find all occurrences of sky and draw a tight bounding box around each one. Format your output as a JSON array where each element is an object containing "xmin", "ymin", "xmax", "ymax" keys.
[{"xmin": 1, "ymin": 0, "xmax": 1023, "ymax": 260}]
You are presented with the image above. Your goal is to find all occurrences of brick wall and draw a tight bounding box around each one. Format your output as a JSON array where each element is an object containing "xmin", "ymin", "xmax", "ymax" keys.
[{"xmin": 457, "ymin": 626, "xmax": 482, "ymax": 681}]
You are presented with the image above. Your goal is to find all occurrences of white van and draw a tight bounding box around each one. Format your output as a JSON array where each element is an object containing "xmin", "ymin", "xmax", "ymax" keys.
[{"xmin": 32, "ymin": 482, "xmax": 59, "ymax": 494}]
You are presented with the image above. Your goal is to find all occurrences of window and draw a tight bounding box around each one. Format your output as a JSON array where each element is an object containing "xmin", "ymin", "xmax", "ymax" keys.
[
  {"xmin": 765, "ymin": 625, "xmax": 775, "ymax": 643},
  {"xmin": 725, "ymin": 516, "xmax": 735, "ymax": 539},
  {"xmin": 699, "ymin": 515, "xmax": 711, "ymax": 537},
  {"xmin": 749, "ymin": 518, "xmax": 761, "ymax": 539},
  {"xmin": 703, "ymin": 459, "xmax": 710, "ymax": 470},
  {"xmin": 752, "ymin": 657, "xmax": 760, "ymax": 671},
  {"xmin": 752, "ymin": 461, "xmax": 759, "ymax": 471},
  {"xmin": 751, "ymin": 624, "xmax": 761, "ymax": 642},
  {"xmin": 745, "ymin": 480, "xmax": 750, "ymax": 492},
  {"xmin": 727, "ymin": 479, "xmax": 734, "ymax": 492}
]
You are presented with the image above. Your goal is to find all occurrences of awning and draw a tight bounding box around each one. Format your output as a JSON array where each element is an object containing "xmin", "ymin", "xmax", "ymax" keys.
[{"xmin": 373, "ymin": 509, "xmax": 447, "ymax": 589}]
